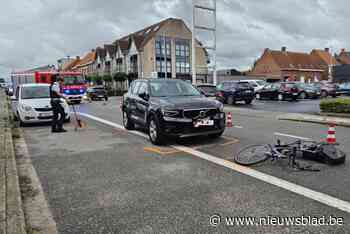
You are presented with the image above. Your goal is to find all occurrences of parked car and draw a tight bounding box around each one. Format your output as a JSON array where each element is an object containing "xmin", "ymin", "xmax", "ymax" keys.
[
  {"xmin": 216, "ymin": 81, "xmax": 255, "ymax": 105},
  {"xmin": 295, "ymin": 83, "xmax": 320, "ymax": 99},
  {"xmin": 5, "ymin": 85, "xmax": 13, "ymax": 96},
  {"xmin": 86, "ymin": 86, "xmax": 108, "ymax": 101},
  {"xmin": 241, "ymin": 80, "xmax": 266, "ymax": 92},
  {"xmin": 195, "ymin": 84, "xmax": 217, "ymax": 100},
  {"xmin": 11, "ymin": 83, "xmax": 70, "ymax": 126},
  {"xmin": 255, "ymin": 82, "xmax": 300, "ymax": 101},
  {"xmin": 312, "ymin": 82, "xmax": 339, "ymax": 98},
  {"xmin": 122, "ymin": 79, "xmax": 226, "ymax": 145},
  {"xmin": 0, "ymin": 78, "xmax": 6, "ymax": 88},
  {"xmin": 338, "ymin": 82, "xmax": 350, "ymax": 96}
]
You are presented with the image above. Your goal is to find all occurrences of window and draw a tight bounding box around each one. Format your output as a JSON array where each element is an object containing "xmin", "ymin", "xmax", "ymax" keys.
[
  {"xmin": 137, "ymin": 82, "xmax": 148, "ymax": 95},
  {"xmin": 175, "ymin": 39, "xmax": 190, "ymax": 74},
  {"xmin": 150, "ymin": 80, "xmax": 200, "ymax": 97},
  {"xmin": 217, "ymin": 83, "xmax": 224, "ymax": 91},
  {"xmin": 63, "ymin": 76, "xmax": 85, "ymax": 85},
  {"xmin": 131, "ymin": 81, "xmax": 141, "ymax": 95},
  {"xmin": 155, "ymin": 36, "xmax": 172, "ymax": 76},
  {"xmin": 21, "ymin": 86, "xmax": 50, "ymax": 99}
]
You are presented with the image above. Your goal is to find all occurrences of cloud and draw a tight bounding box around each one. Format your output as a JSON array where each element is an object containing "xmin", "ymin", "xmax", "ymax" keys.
[{"xmin": 0, "ymin": 0, "xmax": 349, "ymax": 78}]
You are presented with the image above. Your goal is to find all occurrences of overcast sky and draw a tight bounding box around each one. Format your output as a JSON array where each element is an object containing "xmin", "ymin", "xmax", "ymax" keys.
[{"xmin": 0, "ymin": 0, "xmax": 349, "ymax": 79}]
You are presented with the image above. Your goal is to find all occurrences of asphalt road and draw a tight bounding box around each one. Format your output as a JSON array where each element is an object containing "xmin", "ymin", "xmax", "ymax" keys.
[
  {"xmin": 229, "ymin": 99, "xmax": 321, "ymax": 114},
  {"xmin": 20, "ymin": 97, "xmax": 350, "ymax": 233}
]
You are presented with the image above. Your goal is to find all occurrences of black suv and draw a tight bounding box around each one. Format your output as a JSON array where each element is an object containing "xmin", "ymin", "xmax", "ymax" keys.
[
  {"xmin": 122, "ymin": 79, "xmax": 226, "ymax": 145},
  {"xmin": 216, "ymin": 81, "xmax": 255, "ymax": 105},
  {"xmin": 86, "ymin": 86, "xmax": 108, "ymax": 101}
]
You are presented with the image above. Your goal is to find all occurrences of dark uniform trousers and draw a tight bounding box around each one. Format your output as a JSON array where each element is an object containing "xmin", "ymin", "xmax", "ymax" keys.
[{"xmin": 51, "ymin": 99, "xmax": 65, "ymax": 131}]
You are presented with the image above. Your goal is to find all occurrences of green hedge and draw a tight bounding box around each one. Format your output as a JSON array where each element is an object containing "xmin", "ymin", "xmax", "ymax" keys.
[{"xmin": 320, "ymin": 98, "xmax": 350, "ymax": 113}]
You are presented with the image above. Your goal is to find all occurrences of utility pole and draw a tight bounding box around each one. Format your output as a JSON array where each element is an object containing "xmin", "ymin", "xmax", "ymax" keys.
[
  {"xmin": 192, "ymin": 0, "xmax": 217, "ymax": 85},
  {"xmin": 329, "ymin": 47, "xmax": 333, "ymax": 81},
  {"xmin": 163, "ymin": 31, "xmax": 166, "ymax": 79}
]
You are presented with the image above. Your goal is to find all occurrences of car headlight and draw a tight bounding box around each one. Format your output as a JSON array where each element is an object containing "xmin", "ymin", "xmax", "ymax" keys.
[
  {"xmin": 219, "ymin": 103, "xmax": 224, "ymax": 112},
  {"xmin": 21, "ymin": 104, "xmax": 32, "ymax": 112},
  {"xmin": 162, "ymin": 109, "xmax": 180, "ymax": 117}
]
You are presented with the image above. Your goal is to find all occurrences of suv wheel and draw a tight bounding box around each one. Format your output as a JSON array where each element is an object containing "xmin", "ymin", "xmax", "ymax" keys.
[
  {"xmin": 321, "ymin": 90, "xmax": 328, "ymax": 98},
  {"xmin": 245, "ymin": 99, "xmax": 253, "ymax": 105},
  {"xmin": 278, "ymin": 94, "xmax": 284, "ymax": 101},
  {"xmin": 299, "ymin": 92, "xmax": 307, "ymax": 99},
  {"xmin": 148, "ymin": 115, "xmax": 164, "ymax": 145},
  {"xmin": 123, "ymin": 111, "xmax": 134, "ymax": 130},
  {"xmin": 227, "ymin": 96, "xmax": 235, "ymax": 105}
]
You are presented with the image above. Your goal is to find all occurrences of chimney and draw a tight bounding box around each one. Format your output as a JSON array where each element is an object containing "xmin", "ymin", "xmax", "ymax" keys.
[
  {"xmin": 341, "ymin": 48, "xmax": 346, "ymax": 53},
  {"xmin": 76, "ymin": 56, "xmax": 80, "ymax": 60},
  {"xmin": 325, "ymin": 48, "xmax": 330, "ymax": 52},
  {"xmin": 91, "ymin": 49, "xmax": 95, "ymax": 52},
  {"xmin": 281, "ymin": 46, "xmax": 287, "ymax": 52}
]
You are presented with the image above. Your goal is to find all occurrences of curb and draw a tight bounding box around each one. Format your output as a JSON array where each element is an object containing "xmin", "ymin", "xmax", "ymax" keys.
[
  {"xmin": 278, "ymin": 115, "xmax": 350, "ymax": 127},
  {"xmin": 0, "ymin": 93, "xmax": 27, "ymax": 234},
  {"xmin": 15, "ymin": 129, "xmax": 58, "ymax": 234}
]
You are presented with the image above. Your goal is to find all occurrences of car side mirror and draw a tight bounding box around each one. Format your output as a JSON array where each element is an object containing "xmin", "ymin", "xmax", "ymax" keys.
[
  {"xmin": 8, "ymin": 91, "xmax": 13, "ymax": 96},
  {"xmin": 139, "ymin": 92, "xmax": 149, "ymax": 101}
]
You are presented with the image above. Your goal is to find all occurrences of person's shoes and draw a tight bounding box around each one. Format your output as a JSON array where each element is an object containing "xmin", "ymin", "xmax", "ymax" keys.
[
  {"xmin": 52, "ymin": 129, "xmax": 59, "ymax": 133},
  {"xmin": 57, "ymin": 129, "xmax": 67, "ymax": 133}
]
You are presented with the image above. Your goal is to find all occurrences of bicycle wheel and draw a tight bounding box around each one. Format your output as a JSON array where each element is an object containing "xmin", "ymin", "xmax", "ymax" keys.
[{"xmin": 234, "ymin": 144, "xmax": 271, "ymax": 166}]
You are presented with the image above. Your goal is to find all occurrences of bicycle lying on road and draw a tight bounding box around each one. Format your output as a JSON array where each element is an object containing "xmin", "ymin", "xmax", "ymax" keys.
[{"xmin": 234, "ymin": 139, "xmax": 346, "ymax": 171}]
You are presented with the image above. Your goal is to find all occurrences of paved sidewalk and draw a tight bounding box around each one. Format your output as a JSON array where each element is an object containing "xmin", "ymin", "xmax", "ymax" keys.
[
  {"xmin": 0, "ymin": 92, "xmax": 26, "ymax": 234},
  {"xmin": 278, "ymin": 113, "xmax": 350, "ymax": 127}
]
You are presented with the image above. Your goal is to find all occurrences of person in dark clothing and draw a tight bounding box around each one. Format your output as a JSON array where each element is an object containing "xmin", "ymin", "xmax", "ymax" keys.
[{"xmin": 50, "ymin": 76, "xmax": 67, "ymax": 133}]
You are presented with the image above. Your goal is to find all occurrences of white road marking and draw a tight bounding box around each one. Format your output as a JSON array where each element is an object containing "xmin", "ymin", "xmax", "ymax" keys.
[
  {"xmin": 274, "ymin": 132, "xmax": 311, "ymax": 140},
  {"xmin": 234, "ymin": 125, "xmax": 243, "ymax": 129},
  {"xmin": 79, "ymin": 112, "xmax": 350, "ymax": 214}
]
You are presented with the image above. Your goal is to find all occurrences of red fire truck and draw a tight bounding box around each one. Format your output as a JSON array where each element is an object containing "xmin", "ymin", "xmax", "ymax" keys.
[{"xmin": 11, "ymin": 71, "xmax": 87, "ymax": 104}]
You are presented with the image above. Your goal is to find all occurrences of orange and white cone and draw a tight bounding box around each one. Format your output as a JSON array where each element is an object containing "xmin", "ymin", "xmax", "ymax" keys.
[
  {"xmin": 327, "ymin": 123, "xmax": 336, "ymax": 144},
  {"xmin": 227, "ymin": 112, "xmax": 233, "ymax": 128}
]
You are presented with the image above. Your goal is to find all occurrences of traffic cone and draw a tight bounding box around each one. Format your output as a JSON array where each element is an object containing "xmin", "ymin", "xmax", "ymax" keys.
[
  {"xmin": 326, "ymin": 123, "xmax": 336, "ymax": 144},
  {"xmin": 227, "ymin": 112, "xmax": 233, "ymax": 128}
]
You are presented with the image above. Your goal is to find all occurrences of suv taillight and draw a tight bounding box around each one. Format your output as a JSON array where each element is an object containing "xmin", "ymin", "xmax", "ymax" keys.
[{"xmin": 216, "ymin": 92, "xmax": 224, "ymax": 97}]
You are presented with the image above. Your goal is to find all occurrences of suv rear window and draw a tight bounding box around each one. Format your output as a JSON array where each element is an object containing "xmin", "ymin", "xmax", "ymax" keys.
[
  {"xmin": 237, "ymin": 82, "xmax": 251, "ymax": 89},
  {"xmin": 283, "ymin": 83, "xmax": 297, "ymax": 88}
]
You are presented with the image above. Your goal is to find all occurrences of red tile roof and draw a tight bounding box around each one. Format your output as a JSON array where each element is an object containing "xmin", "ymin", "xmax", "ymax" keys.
[
  {"xmin": 62, "ymin": 57, "xmax": 81, "ymax": 71},
  {"xmin": 336, "ymin": 51, "xmax": 350, "ymax": 65},
  {"xmin": 73, "ymin": 51, "xmax": 96, "ymax": 68},
  {"xmin": 311, "ymin": 49, "xmax": 338, "ymax": 65},
  {"xmin": 266, "ymin": 49, "xmax": 326, "ymax": 71}
]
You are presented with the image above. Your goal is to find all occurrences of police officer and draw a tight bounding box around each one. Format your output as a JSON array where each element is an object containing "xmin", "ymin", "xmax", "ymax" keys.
[{"xmin": 50, "ymin": 75, "xmax": 67, "ymax": 133}]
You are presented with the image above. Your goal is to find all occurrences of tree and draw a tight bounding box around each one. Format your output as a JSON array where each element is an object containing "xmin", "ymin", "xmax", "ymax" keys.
[
  {"xmin": 113, "ymin": 72, "xmax": 127, "ymax": 92},
  {"xmin": 92, "ymin": 75, "xmax": 103, "ymax": 85},
  {"xmin": 85, "ymin": 76, "xmax": 92, "ymax": 83},
  {"xmin": 103, "ymin": 74, "xmax": 113, "ymax": 83},
  {"xmin": 113, "ymin": 72, "xmax": 127, "ymax": 83},
  {"xmin": 103, "ymin": 74, "xmax": 113, "ymax": 93}
]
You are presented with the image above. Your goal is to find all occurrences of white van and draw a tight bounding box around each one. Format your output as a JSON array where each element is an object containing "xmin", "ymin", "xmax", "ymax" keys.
[{"xmin": 11, "ymin": 83, "xmax": 70, "ymax": 126}]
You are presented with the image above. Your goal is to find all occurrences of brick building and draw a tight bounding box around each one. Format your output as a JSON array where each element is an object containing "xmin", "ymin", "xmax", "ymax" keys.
[
  {"xmin": 249, "ymin": 47, "xmax": 335, "ymax": 82},
  {"xmin": 72, "ymin": 50, "xmax": 96, "ymax": 76},
  {"xmin": 336, "ymin": 49, "xmax": 350, "ymax": 65}
]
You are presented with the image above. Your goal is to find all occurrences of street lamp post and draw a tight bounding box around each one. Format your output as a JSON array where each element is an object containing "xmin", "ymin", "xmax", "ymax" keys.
[
  {"xmin": 192, "ymin": 0, "xmax": 217, "ymax": 85},
  {"xmin": 329, "ymin": 47, "xmax": 333, "ymax": 82}
]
